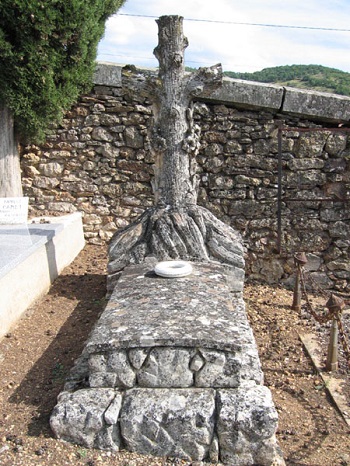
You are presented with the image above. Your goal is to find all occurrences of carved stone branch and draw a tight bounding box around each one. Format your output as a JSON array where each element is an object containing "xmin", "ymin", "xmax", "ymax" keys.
[{"xmin": 186, "ymin": 64, "xmax": 223, "ymax": 98}]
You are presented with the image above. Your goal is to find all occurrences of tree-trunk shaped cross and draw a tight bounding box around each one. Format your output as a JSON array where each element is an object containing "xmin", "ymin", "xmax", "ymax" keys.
[
  {"xmin": 108, "ymin": 16, "xmax": 244, "ymax": 287},
  {"xmin": 152, "ymin": 15, "xmax": 221, "ymax": 208}
]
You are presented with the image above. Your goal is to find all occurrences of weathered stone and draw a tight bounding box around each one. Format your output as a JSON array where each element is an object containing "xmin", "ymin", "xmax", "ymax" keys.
[
  {"xmin": 89, "ymin": 354, "xmax": 107, "ymax": 373},
  {"xmin": 195, "ymin": 347, "xmax": 262, "ymax": 387},
  {"xmin": 120, "ymin": 388, "xmax": 216, "ymax": 461},
  {"xmin": 284, "ymin": 169, "xmax": 326, "ymax": 186},
  {"xmin": 90, "ymin": 263, "xmax": 249, "ymax": 354},
  {"xmin": 39, "ymin": 162, "xmax": 64, "ymax": 176},
  {"xmin": 83, "ymin": 160, "xmax": 96, "ymax": 171},
  {"xmin": 253, "ymin": 138, "xmax": 271, "ymax": 155},
  {"xmin": 333, "ymin": 270, "xmax": 350, "ymax": 279},
  {"xmin": 308, "ymin": 271, "xmax": 334, "ymax": 289},
  {"xmin": 240, "ymin": 347, "xmax": 264, "ymax": 383},
  {"xmin": 134, "ymin": 104, "xmax": 152, "ymax": 114},
  {"xmin": 295, "ymin": 132, "xmax": 327, "ymax": 157},
  {"xmin": 109, "ymin": 125, "xmax": 125, "ymax": 134},
  {"xmin": 125, "ymin": 127, "xmax": 144, "ymax": 148},
  {"xmin": 23, "ymin": 152, "xmax": 41, "ymax": 163},
  {"xmin": 63, "ymin": 351, "xmax": 90, "ymax": 391},
  {"xmin": 190, "ymin": 353, "xmax": 205, "ymax": 372},
  {"xmin": 84, "ymin": 214, "xmax": 102, "ymax": 225},
  {"xmin": 50, "ymin": 389, "xmax": 121, "ymax": 450},
  {"xmin": 93, "ymin": 103, "xmax": 105, "ymax": 113},
  {"xmin": 85, "ymin": 114, "xmax": 101, "ymax": 126},
  {"xmin": 204, "ymin": 131, "xmax": 227, "ymax": 144},
  {"xmin": 335, "ymin": 239, "xmax": 350, "ymax": 248},
  {"xmin": 258, "ymin": 259, "xmax": 285, "ymax": 284},
  {"xmin": 92, "ymin": 127, "xmax": 114, "ymax": 142},
  {"xmin": 99, "ymin": 114, "xmax": 120, "ymax": 126},
  {"xmin": 24, "ymin": 165, "xmax": 40, "ymax": 177},
  {"xmin": 65, "ymin": 129, "xmax": 79, "ymax": 141},
  {"xmin": 47, "ymin": 201, "xmax": 76, "ymax": 213},
  {"xmin": 304, "ymin": 253, "xmax": 322, "ymax": 272},
  {"xmin": 128, "ymin": 348, "xmax": 148, "ymax": 369},
  {"xmin": 94, "ymin": 62, "xmax": 122, "ymax": 87},
  {"xmin": 205, "ymin": 155, "xmax": 224, "ymax": 172},
  {"xmin": 61, "ymin": 173, "xmax": 81, "ymax": 182},
  {"xmin": 320, "ymin": 207, "xmax": 347, "ymax": 222},
  {"xmin": 329, "ymin": 221, "xmax": 350, "ymax": 238},
  {"xmin": 195, "ymin": 350, "xmax": 240, "ymax": 387},
  {"xmin": 209, "ymin": 175, "xmax": 234, "ymax": 189},
  {"xmin": 98, "ymin": 229, "xmax": 114, "ymax": 241},
  {"xmin": 60, "ymin": 181, "xmax": 99, "ymax": 194},
  {"xmin": 283, "ymin": 87, "xmax": 350, "ymax": 121},
  {"xmin": 137, "ymin": 348, "xmax": 194, "ymax": 387},
  {"xmin": 217, "ymin": 383, "xmax": 282, "ymax": 466},
  {"xmin": 327, "ymin": 260, "xmax": 350, "ymax": 272},
  {"xmin": 236, "ymin": 175, "xmax": 261, "ymax": 186},
  {"xmin": 107, "ymin": 351, "xmax": 136, "ymax": 387},
  {"xmin": 208, "ymin": 78, "xmax": 284, "ymax": 111},
  {"xmin": 33, "ymin": 176, "xmax": 60, "ymax": 189},
  {"xmin": 203, "ymin": 143, "xmax": 223, "ymax": 158},
  {"xmin": 50, "ymin": 253, "xmax": 283, "ymax": 464},
  {"xmin": 225, "ymin": 140, "xmax": 243, "ymax": 154},
  {"xmin": 287, "ymin": 158, "xmax": 324, "ymax": 170},
  {"xmin": 89, "ymin": 372, "xmax": 117, "ymax": 388},
  {"xmin": 209, "ymin": 434, "xmax": 219, "ymax": 463},
  {"xmin": 325, "ymin": 133, "xmax": 347, "ymax": 155},
  {"xmin": 104, "ymin": 395, "xmax": 122, "ymax": 425}
]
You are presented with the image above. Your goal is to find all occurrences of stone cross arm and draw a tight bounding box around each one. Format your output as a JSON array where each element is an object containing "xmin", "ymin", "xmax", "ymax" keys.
[
  {"xmin": 185, "ymin": 63, "xmax": 223, "ymax": 99},
  {"xmin": 123, "ymin": 61, "xmax": 223, "ymax": 103}
]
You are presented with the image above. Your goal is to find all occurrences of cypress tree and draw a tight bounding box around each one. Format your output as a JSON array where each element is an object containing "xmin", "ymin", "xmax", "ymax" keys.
[
  {"xmin": 0, "ymin": 0, "xmax": 125, "ymax": 142},
  {"xmin": 0, "ymin": 0, "xmax": 124, "ymax": 196}
]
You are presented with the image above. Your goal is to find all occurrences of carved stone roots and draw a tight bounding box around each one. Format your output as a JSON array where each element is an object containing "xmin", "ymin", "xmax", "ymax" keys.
[{"xmin": 107, "ymin": 205, "xmax": 245, "ymax": 293}]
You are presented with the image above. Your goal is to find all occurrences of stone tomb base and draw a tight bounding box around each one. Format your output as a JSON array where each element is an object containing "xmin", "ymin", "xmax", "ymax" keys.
[{"xmin": 50, "ymin": 262, "xmax": 284, "ymax": 465}]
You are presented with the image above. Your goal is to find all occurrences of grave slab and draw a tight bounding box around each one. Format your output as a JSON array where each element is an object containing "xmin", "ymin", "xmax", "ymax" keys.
[{"xmin": 0, "ymin": 212, "xmax": 85, "ymax": 339}]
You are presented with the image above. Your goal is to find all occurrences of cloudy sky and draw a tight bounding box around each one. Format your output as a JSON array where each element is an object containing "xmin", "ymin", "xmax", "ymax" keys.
[{"xmin": 97, "ymin": 0, "xmax": 350, "ymax": 73}]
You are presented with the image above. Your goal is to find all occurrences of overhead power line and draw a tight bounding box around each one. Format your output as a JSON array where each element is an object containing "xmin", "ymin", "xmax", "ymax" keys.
[
  {"xmin": 98, "ymin": 52, "xmax": 261, "ymax": 70},
  {"xmin": 117, "ymin": 13, "xmax": 350, "ymax": 33}
]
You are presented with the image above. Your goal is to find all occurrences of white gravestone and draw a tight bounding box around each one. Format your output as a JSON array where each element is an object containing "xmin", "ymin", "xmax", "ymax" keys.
[{"xmin": 0, "ymin": 197, "xmax": 29, "ymax": 225}]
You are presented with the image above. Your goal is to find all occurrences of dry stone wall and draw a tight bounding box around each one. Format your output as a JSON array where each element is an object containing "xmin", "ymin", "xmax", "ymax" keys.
[{"xmin": 21, "ymin": 64, "xmax": 350, "ymax": 291}]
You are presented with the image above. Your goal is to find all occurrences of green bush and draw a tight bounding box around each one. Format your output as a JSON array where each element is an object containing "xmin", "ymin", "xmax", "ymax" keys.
[{"xmin": 0, "ymin": 0, "xmax": 125, "ymax": 142}]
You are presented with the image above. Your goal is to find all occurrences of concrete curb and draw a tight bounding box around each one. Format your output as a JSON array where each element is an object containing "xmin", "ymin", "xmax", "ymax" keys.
[
  {"xmin": 299, "ymin": 332, "xmax": 350, "ymax": 426},
  {"xmin": 0, "ymin": 212, "xmax": 85, "ymax": 340}
]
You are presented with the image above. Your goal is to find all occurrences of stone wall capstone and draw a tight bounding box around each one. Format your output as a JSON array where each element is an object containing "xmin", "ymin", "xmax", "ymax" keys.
[{"xmin": 21, "ymin": 63, "xmax": 350, "ymax": 291}]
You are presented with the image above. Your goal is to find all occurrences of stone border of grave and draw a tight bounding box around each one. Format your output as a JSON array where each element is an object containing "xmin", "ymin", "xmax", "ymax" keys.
[{"xmin": 0, "ymin": 212, "xmax": 85, "ymax": 339}]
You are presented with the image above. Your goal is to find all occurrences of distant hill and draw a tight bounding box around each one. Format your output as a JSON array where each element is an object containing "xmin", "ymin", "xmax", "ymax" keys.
[{"xmin": 223, "ymin": 65, "xmax": 350, "ymax": 97}]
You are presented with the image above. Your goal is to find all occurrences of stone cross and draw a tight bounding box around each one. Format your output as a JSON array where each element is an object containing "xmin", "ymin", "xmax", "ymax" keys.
[
  {"xmin": 108, "ymin": 15, "xmax": 244, "ymax": 289},
  {"xmin": 151, "ymin": 15, "xmax": 222, "ymax": 207}
]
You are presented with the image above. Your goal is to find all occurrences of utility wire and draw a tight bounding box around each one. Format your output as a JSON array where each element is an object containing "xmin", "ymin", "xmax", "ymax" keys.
[
  {"xmin": 97, "ymin": 53, "xmax": 272, "ymax": 70},
  {"xmin": 117, "ymin": 13, "xmax": 350, "ymax": 33}
]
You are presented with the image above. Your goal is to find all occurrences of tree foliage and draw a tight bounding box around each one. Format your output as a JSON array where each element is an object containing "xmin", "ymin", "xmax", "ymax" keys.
[
  {"xmin": 0, "ymin": 0, "xmax": 125, "ymax": 142},
  {"xmin": 223, "ymin": 64, "xmax": 350, "ymax": 97}
]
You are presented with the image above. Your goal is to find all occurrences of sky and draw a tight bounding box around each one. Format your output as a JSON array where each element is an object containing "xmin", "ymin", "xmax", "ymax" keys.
[{"xmin": 97, "ymin": 0, "xmax": 350, "ymax": 74}]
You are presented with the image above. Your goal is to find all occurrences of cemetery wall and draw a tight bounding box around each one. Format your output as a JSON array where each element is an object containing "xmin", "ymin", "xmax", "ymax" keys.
[{"xmin": 20, "ymin": 64, "xmax": 350, "ymax": 291}]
